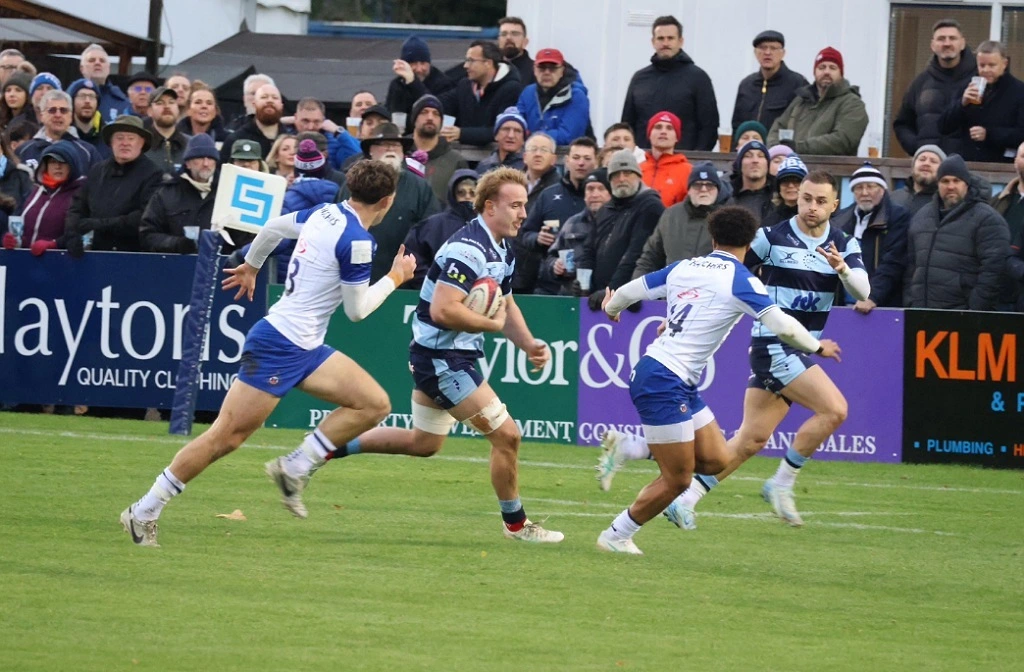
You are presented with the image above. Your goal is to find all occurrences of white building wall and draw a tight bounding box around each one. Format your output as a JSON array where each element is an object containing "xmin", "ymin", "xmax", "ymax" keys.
[
  {"xmin": 35, "ymin": 0, "xmax": 307, "ymax": 65},
  {"xmin": 506, "ymin": 0, "xmax": 894, "ymax": 155}
]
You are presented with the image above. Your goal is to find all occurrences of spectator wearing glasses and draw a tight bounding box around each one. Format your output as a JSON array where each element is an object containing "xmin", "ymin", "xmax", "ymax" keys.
[
  {"xmin": 0, "ymin": 48, "xmax": 25, "ymax": 86},
  {"xmin": 732, "ymin": 31, "xmax": 808, "ymax": 136},
  {"xmin": 79, "ymin": 44, "xmax": 130, "ymax": 122},
  {"xmin": 125, "ymin": 72, "xmax": 159, "ymax": 118},
  {"xmin": 523, "ymin": 132, "xmax": 560, "ymax": 212},
  {"xmin": 67, "ymin": 79, "xmax": 110, "ymax": 160},
  {"xmin": 64, "ymin": 115, "xmax": 164, "ymax": 256},
  {"xmin": 411, "ymin": 40, "xmax": 521, "ymax": 147},
  {"xmin": 517, "ymin": 48, "xmax": 590, "ymax": 146},
  {"xmin": 16, "ymin": 90, "xmax": 100, "ymax": 173},
  {"xmin": 476, "ymin": 106, "xmax": 527, "ymax": 174},
  {"xmin": 497, "ymin": 16, "xmax": 534, "ymax": 85}
]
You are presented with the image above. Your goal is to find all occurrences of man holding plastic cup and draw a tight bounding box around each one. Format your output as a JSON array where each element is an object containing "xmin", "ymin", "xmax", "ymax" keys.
[{"xmin": 940, "ymin": 40, "xmax": 1024, "ymax": 163}]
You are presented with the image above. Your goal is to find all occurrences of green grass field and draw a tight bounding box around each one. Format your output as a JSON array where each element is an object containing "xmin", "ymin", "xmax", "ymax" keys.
[{"xmin": 1, "ymin": 413, "xmax": 1023, "ymax": 671}]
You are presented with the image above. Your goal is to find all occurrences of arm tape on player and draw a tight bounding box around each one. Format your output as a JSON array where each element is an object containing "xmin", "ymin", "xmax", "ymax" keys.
[
  {"xmin": 758, "ymin": 306, "xmax": 821, "ymax": 353},
  {"xmin": 341, "ymin": 275, "xmax": 397, "ymax": 322},
  {"xmin": 604, "ymin": 277, "xmax": 650, "ymax": 316},
  {"xmin": 243, "ymin": 213, "xmax": 301, "ymax": 269},
  {"xmin": 839, "ymin": 267, "xmax": 870, "ymax": 301}
]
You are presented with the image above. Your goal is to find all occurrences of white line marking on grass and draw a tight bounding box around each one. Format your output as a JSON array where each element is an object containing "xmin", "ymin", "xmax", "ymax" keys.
[
  {"xmin": 2, "ymin": 427, "xmax": 1021, "ymax": 498},
  {"xmin": 527, "ymin": 511, "xmax": 955, "ymax": 535}
]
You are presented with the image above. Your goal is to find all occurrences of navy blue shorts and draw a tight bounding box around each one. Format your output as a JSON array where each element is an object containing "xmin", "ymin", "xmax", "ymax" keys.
[
  {"xmin": 236, "ymin": 319, "xmax": 335, "ymax": 397},
  {"xmin": 628, "ymin": 356, "xmax": 706, "ymax": 428},
  {"xmin": 409, "ymin": 349, "xmax": 483, "ymax": 409},
  {"xmin": 747, "ymin": 337, "xmax": 814, "ymax": 396}
]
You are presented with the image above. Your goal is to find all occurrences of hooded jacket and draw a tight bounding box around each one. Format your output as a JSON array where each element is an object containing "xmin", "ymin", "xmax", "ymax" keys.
[
  {"xmin": 338, "ymin": 166, "xmax": 440, "ymax": 282},
  {"xmin": 16, "ymin": 129, "xmax": 102, "ymax": 174},
  {"xmin": 401, "ymin": 169, "xmax": 478, "ymax": 290},
  {"xmin": 140, "ymin": 170, "xmax": 219, "ymax": 254},
  {"xmin": 577, "ymin": 186, "xmax": 664, "ymax": 291},
  {"xmin": 0, "ymin": 153, "xmax": 32, "ymax": 233},
  {"xmin": 731, "ymin": 62, "xmax": 809, "ymax": 134},
  {"xmin": 412, "ymin": 63, "xmax": 522, "ymax": 147},
  {"xmin": 905, "ymin": 177, "xmax": 1009, "ymax": 310},
  {"xmin": 938, "ymin": 71, "xmax": 1024, "ymax": 163},
  {"xmin": 516, "ymin": 66, "xmax": 591, "ymax": 146},
  {"xmin": 767, "ymin": 78, "xmax": 869, "ymax": 156},
  {"xmin": 14, "ymin": 141, "xmax": 84, "ymax": 247},
  {"xmin": 642, "ymin": 151, "xmax": 692, "ymax": 207},
  {"xmin": 632, "ymin": 197, "xmax": 726, "ymax": 278},
  {"xmin": 622, "ymin": 50, "xmax": 719, "ymax": 151},
  {"xmin": 386, "ymin": 66, "xmax": 456, "ymax": 117},
  {"xmin": 893, "ymin": 48, "xmax": 976, "ymax": 156},
  {"xmin": 833, "ymin": 194, "xmax": 910, "ymax": 307},
  {"xmin": 890, "ymin": 178, "xmax": 937, "ymax": 217},
  {"xmin": 65, "ymin": 153, "xmax": 165, "ymax": 254}
]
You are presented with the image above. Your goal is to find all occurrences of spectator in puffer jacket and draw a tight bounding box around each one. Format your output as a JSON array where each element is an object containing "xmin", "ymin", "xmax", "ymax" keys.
[
  {"xmin": 2, "ymin": 140, "xmax": 83, "ymax": 253},
  {"xmin": 641, "ymin": 110, "xmax": 691, "ymax": 207},
  {"xmin": 536, "ymin": 168, "xmax": 611, "ymax": 295},
  {"xmin": 401, "ymin": 169, "xmax": 478, "ymax": 290},
  {"xmin": 905, "ymin": 154, "xmax": 1009, "ymax": 310},
  {"xmin": 140, "ymin": 133, "xmax": 220, "ymax": 254},
  {"xmin": 516, "ymin": 48, "xmax": 590, "ymax": 146},
  {"xmin": 284, "ymin": 139, "xmax": 341, "ymax": 212}
]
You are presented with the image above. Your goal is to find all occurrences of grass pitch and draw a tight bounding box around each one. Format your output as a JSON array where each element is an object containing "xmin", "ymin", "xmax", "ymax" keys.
[{"xmin": 1, "ymin": 413, "xmax": 1023, "ymax": 671}]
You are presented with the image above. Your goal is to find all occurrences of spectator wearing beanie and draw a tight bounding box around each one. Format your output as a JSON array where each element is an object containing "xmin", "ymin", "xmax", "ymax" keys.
[
  {"xmin": 408, "ymin": 40, "xmax": 522, "ymax": 147},
  {"xmin": 386, "ymin": 35, "xmax": 455, "ymax": 118},
  {"xmin": 767, "ymin": 46, "xmax": 868, "ymax": 156},
  {"xmin": 833, "ymin": 162, "xmax": 911, "ymax": 311},
  {"xmin": 29, "ymin": 72, "xmax": 61, "ymax": 117},
  {"xmin": 409, "ymin": 94, "xmax": 468, "ymax": 201},
  {"xmin": 622, "ymin": 15, "xmax": 718, "ymax": 151},
  {"xmin": 633, "ymin": 161, "xmax": 727, "ymax": 277},
  {"xmin": 67, "ymin": 78, "xmax": 110, "ymax": 160},
  {"xmin": 641, "ymin": 110, "xmax": 692, "ymax": 207},
  {"xmin": 1, "ymin": 71, "xmax": 34, "ymax": 128},
  {"xmin": 767, "ymin": 143, "xmax": 793, "ymax": 176},
  {"xmin": 140, "ymin": 132, "xmax": 223, "ymax": 254},
  {"xmin": 905, "ymin": 153, "xmax": 1009, "ymax": 310},
  {"xmin": 2, "ymin": 140, "xmax": 84, "ymax": 254},
  {"xmin": 730, "ymin": 139, "xmax": 773, "ymax": 222},
  {"xmin": 283, "ymin": 138, "xmax": 340, "ymax": 213},
  {"xmin": 516, "ymin": 48, "xmax": 590, "ymax": 146},
  {"xmin": 476, "ymin": 106, "xmax": 527, "ymax": 174},
  {"xmin": 938, "ymin": 39, "xmax": 1024, "ymax": 163},
  {"xmin": 764, "ymin": 154, "xmax": 807, "ymax": 227},
  {"xmin": 892, "ymin": 144, "xmax": 946, "ymax": 215},
  {"xmin": 733, "ymin": 120, "xmax": 768, "ymax": 149},
  {"xmin": 731, "ymin": 30, "xmax": 808, "ymax": 135}
]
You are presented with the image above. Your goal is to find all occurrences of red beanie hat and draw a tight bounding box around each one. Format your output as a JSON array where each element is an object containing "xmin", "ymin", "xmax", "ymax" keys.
[
  {"xmin": 815, "ymin": 46, "xmax": 843, "ymax": 75},
  {"xmin": 646, "ymin": 111, "xmax": 682, "ymax": 141}
]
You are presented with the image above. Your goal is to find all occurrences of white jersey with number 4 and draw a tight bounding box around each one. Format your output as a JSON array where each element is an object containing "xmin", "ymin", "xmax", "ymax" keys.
[
  {"xmin": 639, "ymin": 250, "xmax": 774, "ymax": 386},
  {"xmin": 265, "ymin": 201, "xmax": 375, "ymax": 350}
]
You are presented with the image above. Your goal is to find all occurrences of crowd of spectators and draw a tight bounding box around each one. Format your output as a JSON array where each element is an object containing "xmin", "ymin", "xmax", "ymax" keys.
[{"xmin": 2, "ymin": 14, "xmax": 1024, "ymax": 315}]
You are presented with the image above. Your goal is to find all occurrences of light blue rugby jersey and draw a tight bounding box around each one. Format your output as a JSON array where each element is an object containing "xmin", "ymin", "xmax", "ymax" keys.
[
  {"xmin": 411, "ymin": 218, "xmax": 514, "ymax": 356},
  {"xmin": 749, "ymin": 217, "xmax": 864, "ymax": 340}
]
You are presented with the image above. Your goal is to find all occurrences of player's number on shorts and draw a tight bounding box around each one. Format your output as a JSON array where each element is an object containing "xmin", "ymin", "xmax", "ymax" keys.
[
  {"xmin": 666, "ymin": 303, "xmax": 692, "ymax": 336},
  {"xmin": 285, "ymin": 257, "xmax": 301, "ymax": 296}
]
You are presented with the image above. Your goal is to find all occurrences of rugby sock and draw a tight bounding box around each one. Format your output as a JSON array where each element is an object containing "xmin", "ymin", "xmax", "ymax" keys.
[
  {"xmin": 133, "ymin": 468, "xmax": 185, "ymax": 522},
  {"xmin": 773, "ymin": 447, "xmax": 808, "ymax": 489},
  {"xmin": 326, "ymin": 436, "xmax": 361, "ymax": 460},
  {"xmin": 679, "ymin": 474, "xmax": 719, "ymax": 508},
  {"xmin": 621, "ymin": 434, "xmax": 652, "ymax": 461},
  {"xmin": 499, "ymin": 497, "xmax": 527, "ymax": 531},
  {"xmin": 607, "ymin": 508, "xmax": 642, "ymax": 541}
]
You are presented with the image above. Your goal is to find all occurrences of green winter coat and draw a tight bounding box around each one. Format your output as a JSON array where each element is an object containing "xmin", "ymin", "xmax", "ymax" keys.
[{"xmin": 767, "ymin": 78, "xmax": 868, "ymax": 156}]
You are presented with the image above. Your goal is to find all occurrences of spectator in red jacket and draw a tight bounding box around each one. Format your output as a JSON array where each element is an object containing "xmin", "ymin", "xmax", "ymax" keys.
[{"xmin": 641, "ymin": 111, "xmax": 691, "ymax": 207}]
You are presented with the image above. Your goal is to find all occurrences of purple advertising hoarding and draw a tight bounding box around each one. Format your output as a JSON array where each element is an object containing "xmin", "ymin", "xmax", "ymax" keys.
[{"xmin": 577, "ymin": 301, "xmax": 904, "ymax": 463}]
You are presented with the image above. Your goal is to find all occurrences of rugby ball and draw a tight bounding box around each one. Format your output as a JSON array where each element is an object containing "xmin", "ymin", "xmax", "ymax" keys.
[{"xmin": 463, "ymin": 277, "xmax": 502, "ymax": 318}]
